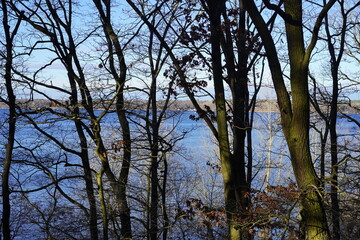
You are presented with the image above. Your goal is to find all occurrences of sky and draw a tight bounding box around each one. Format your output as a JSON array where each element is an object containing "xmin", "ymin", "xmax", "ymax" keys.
[{"xmin": 9, "ymin": 0, "xmax": 360, "ymax": 102}]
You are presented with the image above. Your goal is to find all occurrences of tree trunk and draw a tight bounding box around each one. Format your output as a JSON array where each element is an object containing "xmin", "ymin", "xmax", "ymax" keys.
[
  {"xmin": 97, "ymin": 170, "xmax": 109, "ymax": 240},
  {"xmin": 149, "ymin": 76, "xmax": 159, "ymax": 240},
  {"xmin": 328, "ymin": 56, "xmax": 339, "ymax": 240},
  {"xmin": 149, "ymin": 149, "xmax": 159, "ymax": 240},
  {"xmin": 323, "ymin": 1, "xmax": 346, "ymax": 236},
  {"xmin": 74, "ymin": 120, "xmax": 99, "ymax": 240},
  {"xmin": 115, "ymin": 87, "xmax": 133, "ymax": 240},
  {"xmin": 92, "ymin": 1, "xmax": 133, "ymax": 238},
  {"xmin": 244, "ymin": 0, "xmax": 334, "ymax": 238},
  {"xmin": 208, "ymin": 1, "xmax": 245, "ymax": 239},
  {"xmin": 161, "ymin": 153, "xmax": 169, "ymax": 240},
  {"xmin": 2, "ymin": 84, "xmax": 16, "ymax": 240},
  {"xmin": 1, "ymin": 1, "xmax": 20, "ymax": 238},
  {"xmin": 284, "ymin": 8, "xmax": 330, "ymax": 235}
]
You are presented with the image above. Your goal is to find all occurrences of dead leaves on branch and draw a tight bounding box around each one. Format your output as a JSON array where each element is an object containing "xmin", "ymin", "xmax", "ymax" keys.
[{"xmin": 176, "ymin": 182, "xmax": 300, "ymax": 238}]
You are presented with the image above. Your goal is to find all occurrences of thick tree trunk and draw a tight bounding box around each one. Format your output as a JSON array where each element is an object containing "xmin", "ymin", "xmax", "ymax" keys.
[
  {"xmin": 284, "ymin": 1, "xmax": 329, "ymax": 237},
  {"xmin": 284, "ymin": 69, "xmax": 329, "ymax": 239},
  {"xmin": 208, "ymin": 1, "xmax": 247, "ymax": 239},
  {"xmin": 286, "ymin": 125, "xmax": 329, "ymax": 239},
  {"xmin": 221, "ymin": 5, "xmax": 252, "ymax": 235},
  {"xmin": 244, "ymin": 0, "xmax": 333, "ymax": 238}
]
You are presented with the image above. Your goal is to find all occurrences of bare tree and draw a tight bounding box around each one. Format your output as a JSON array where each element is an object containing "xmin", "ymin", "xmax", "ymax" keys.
[
  {"xmin": 310, "ymin": 1, "xmax": 360, "ymax": 238},
  {"xmin": 1, "ymin": 0, "xmax": 22, "ymax": 238},
  {"xmin": 124, "ymin": 1, "xmax": 269, "ymax": 238},
  {"xmin": 244, "ymin": 0, "xmax": 337, "ymax": 238}
]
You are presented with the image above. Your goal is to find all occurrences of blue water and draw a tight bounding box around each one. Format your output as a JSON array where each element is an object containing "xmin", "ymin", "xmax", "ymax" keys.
[
  {"xmin": 1, "ymin": 108, "xmax": 359, "ymax": 188},
  {"xmin": 1, "ymin": 108, "xmax": 359, "ymax": 239},
  {"xmin": 0, "ymin": 109, "xmax": 282, "ymax": 197}
]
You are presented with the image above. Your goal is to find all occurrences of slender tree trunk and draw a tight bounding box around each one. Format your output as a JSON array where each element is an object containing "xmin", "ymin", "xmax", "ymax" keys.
[
  {"xmin": 264, "ymin": 116, "xmax": 273, "ymax": 190},
  {"xmin": 320, "ymin": 129, "xmax": 329, "ymax": 191},
  {"xmin": 2, "ymin": 83, "xmax": 16, "ymax": 240},
  {"xmin": 115, "ymin": 85, "xmax": 133, "ymax": 240},
  {"xmin": 68, "ymin": 47, "xmax": 99, "ymax": 238},
  {"xmin": 92, "ymin": 1, "xmax": 133, "ymax": 238},
  {"xmin": 149, "ymin": 148, "xmax": 159, "ymax": 240},
  {"xmin": 323, "ymin": 1, "xmax": 346, "ymax": 236},
  {"xmin": 161, "ymin": 153, "xmax": 169, "ymax": 240},
  {"xmin": 1, "ymin": 1, "xmax": 20, "ymax": 238},
  {"xmin": 328, "ymin": 58, "xmax": 340, "ymax": 240},
  {"xmin": 97, "ymin": 170, "xmax": 109, "ymax": 240},
  {"xmin": 74, "ymin": 120, "xmax": 99, "ymax": 239},
  {"xmin": 149, "ymin": 76, "xmax": 159, "ymax": 240},
  {"xmin": 207, "ymin": 1, "xmax": 242, "ymax": 239},
  {"xmin": 67, "ymin": 51, "xmax": 100, "ymax": 240},
  {"xmin": 329, "ymin": 116, "xmax": 340, "ymax": 240}
]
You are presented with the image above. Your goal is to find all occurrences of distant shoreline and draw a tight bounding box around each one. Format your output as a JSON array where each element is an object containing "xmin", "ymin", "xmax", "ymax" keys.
[{"xmin": 1, "ymin": 99, "xmax": 360, "ymax": 114}]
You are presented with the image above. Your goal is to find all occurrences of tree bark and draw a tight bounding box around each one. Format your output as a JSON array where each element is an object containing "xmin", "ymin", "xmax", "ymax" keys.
[
  {"xmin": 244, "ymin": 0, "xmax": 335, "ymax": 238},
  {"xmin": 74, "ymin": 120, "xmax": 99, "ymax": 240},
  {"xmin": 1, "ymin": 1, "xmax": 21, "ymax": 238},
  {"xmin": 323, "ymin": 1, "xmax": 348, "ymax": 237},
  {"xmin": 219, "ymin": 1, "xmax": 252, "ymax": 238},
  {"xmin": 92, "ymin": 1, "xmax": 133, "ymax": 238},
  {"xmin": 207, "ymin": 1, "xmax": 244, "ymax": 239}
]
